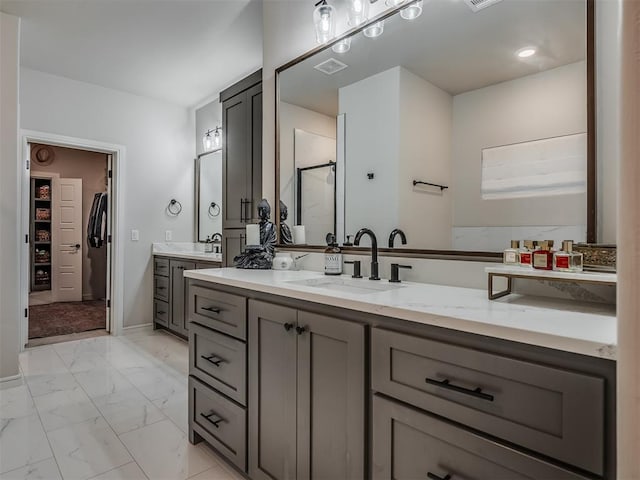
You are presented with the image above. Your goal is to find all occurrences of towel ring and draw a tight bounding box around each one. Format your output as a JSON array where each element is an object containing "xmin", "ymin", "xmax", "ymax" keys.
[
  {"xmin": 208, "ymin": 202, "xmax": 221, "ymax": 218},
  {"xmin": 167, "ymin": 199, "xmax": 182, "ymax": 216}
]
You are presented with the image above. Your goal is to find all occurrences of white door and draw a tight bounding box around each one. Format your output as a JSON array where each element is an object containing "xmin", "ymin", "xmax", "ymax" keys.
[
  {"xmin": 105, "ymin": 154, "xmax": 112, "ymax": 331},
  {"xmin": 55, "ymin": 178, "xmax": 83, "ymax": 302}
]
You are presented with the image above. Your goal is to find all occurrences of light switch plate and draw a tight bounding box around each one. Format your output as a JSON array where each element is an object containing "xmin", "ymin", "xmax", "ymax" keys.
[
  {"xmin": 165, "ymin": 230, "xmax": 172, "ymax": 241},
  {"xmin": 131, "ymin": 229, "xmax": 139, "ymax": 241}
]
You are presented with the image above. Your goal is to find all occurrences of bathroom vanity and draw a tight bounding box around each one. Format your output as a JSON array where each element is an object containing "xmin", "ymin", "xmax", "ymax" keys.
[
  {"xmin": 184, "ymin": 268, "xmax": 616, "ymax": 480},
  {"xmin": 152, "ymin": 247, "xmax": 222, "ymax": 337}
]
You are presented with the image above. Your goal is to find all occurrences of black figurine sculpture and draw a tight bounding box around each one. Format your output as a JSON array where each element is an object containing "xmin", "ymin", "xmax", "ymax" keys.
[
  {"xmin": 233, "ymin": 198, "xmax": 277, "ymax": 269},
  {"xmin": 279, "ymin": 200, "xmax": 293, "ymax": 245}
]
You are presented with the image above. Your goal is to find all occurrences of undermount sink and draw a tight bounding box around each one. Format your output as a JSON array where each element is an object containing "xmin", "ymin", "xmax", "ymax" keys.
[{"xmin": 287, "ymin": 277, "xmax": 404, "ymax": 295}]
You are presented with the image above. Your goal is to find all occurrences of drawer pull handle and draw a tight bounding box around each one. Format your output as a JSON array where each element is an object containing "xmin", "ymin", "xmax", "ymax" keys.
[
  {"xmin": 157, "ymin": 286, "xmax": 167, "ymax": 290},
  {"xmin": 284, "ymin": 322, "xmax": 294, "ymax": 331},
  {"xmin": 202, "ymin": 306, "xmax": 221, "ymax": 314},
  {"xmin": 425, "ymin": 378, "xmax": 494, "ymax": 402},
  {"xmin": 427, "ymin": 473, "xmax": 451, "ymax": 480},
  {"xmin": 201, "ymin": 354, "xmax": 225, "ymax": 367},
  {"xmin": 157, "ymin": 311, "xmax": 166, "ymax": 315},
  {"xmin": 295, "ymin": 325, "xmax": 307, "ymax": 335},
  {"xmin": 200, "ymin": 411, "xmax": 225, "ymax": 428}
]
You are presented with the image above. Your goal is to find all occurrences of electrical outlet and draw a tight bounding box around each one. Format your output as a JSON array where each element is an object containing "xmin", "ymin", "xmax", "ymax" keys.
[
  {"xmin": 165, "ymin": 230, "xmax": 172, "ymax": 241},
  {"xmin": 131, "ymin": 229, "xmax": 139, "ymax": 241}
]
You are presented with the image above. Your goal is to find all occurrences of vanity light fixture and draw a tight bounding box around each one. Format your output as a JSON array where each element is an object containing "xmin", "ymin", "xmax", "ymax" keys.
[
  {"xmin": 516, "ymin": 47, "xmax": 537, "ymax": 58},
  {"xmin": 202, "ymin": 126, "xmax": 222, "ymax": 151},
  {"xmin": 348, "ymin": 0, "xmax": 370, "ymax": 27},
  {"xmin": 313, "ymin": 0, "xmax": 336, "ymax": 44},
  {"xmin": 385, "ymin": 0, "xmax": 406, "ymax": 6},
  {"xmin": 400, "ymin": 0, "xmax": 423, "ymax": 19},
  {"xmin": 363, "ymin": 20, "xmax": 385, "ymax": 38},
  {"xmin": 332, "ymin": 37, "xmax": 352, "ymax": 53}
]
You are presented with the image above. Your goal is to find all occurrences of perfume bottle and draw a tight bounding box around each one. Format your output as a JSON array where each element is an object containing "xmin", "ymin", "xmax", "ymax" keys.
[
  {"xmin": 532, "ymin": 241, "xmax": 554, "ymax": 270},
  {"xmin": 519, "ymin": 240, "xmax": 534, "ymax": 268},
  {"xmin": 553, "ymin": 240, "xmax": 584, "ymax": 272},
  {"xmin": 503, "ymin": 240, "xmax": 520, "ymax": 265}
]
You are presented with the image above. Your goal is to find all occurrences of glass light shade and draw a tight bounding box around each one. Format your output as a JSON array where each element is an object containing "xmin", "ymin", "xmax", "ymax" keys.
[
  {"xmin": 363, "ymin": 20, "xmax": 384, "ymax": 38},
  {"xmin": 213, "ymin": 128, "xmax": 222, "ymax": 148},
  {"xmin": 202, "ymin": 131, "xmax": 214, "ymax": 151},
  {"xmin": 332, "ymin": 37, "xmax": 351, "ymax": 54},
  {"xmin": 348, "ymin": 0, "xmax": 369, "ymax": 27},
  {"xmin": 313, "ymin": 3, "xmax": 336, "ymax": 44},
  {"xmin": 400, "ymin": 0, "xmax": 423, "ymax": 20},
  {"xmin": 385, "ymin": 0, "xmax": 406, "ymax": 6}
]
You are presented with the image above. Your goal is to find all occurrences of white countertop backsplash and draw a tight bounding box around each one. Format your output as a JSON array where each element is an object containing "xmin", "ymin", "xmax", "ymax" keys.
[
  {"xmin": 152, "ymin": 242, "xmax": 222, "ymax": 262},
  {"xmin": 184, "ymin": 268, "xmax": 617, "ymax": 360}
]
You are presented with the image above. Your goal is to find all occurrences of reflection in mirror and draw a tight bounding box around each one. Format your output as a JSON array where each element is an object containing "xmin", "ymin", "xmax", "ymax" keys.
[
  {"xmin": 277, "ymin": 0, "xmax": 591, "ymax": 252},
  {"xmin": 196, "ymin": 149, "xmax": 222, "ymax": 242}
]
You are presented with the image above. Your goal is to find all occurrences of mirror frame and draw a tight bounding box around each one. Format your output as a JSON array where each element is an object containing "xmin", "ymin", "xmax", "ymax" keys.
[
  {"xmin": 194, "ymin": 147, "xmax": 222, "ymax": 243},
  {"xmin": 274, "ymin": 0, "xmax": 596, "ymax": 260}
]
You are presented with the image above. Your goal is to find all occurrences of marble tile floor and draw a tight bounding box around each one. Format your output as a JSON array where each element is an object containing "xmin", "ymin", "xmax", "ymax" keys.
[{"xmin": 0, "ymin": 328, "xmax": 245, "ymax": 480}]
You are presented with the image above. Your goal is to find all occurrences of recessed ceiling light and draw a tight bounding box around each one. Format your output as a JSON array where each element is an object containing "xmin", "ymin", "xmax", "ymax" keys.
[{"xmin": 516, "ymin": 47, "xmax": 537, "ymax": 58}]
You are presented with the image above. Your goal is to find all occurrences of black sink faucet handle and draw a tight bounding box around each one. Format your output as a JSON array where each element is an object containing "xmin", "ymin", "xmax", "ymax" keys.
[
  {"xmin": 390, "ymin": 263, "xmax": 412, "ymax": 283},
  {"xmin": 344, "ymin": 260, "xmax": 362, "ymax": 279}
]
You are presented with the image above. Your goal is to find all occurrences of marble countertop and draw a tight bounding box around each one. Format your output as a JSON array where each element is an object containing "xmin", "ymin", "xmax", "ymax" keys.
[
  {"xmin": 152, "ymin": 243, "xmax": 222, "ymax": 263},
  {"xmin": 184, "ymin": 268, "xmax": 617, "ymax": 360}
]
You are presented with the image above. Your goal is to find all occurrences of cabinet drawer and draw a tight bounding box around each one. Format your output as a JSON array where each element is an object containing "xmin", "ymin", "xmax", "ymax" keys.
[
  {"xmin": 189, "ymin": 376, "xmax": 246, "ymax": 472},
  {"xmin": 372, "ymin": 395, "xmax": 587, "ymax": 480},
  {"xmin": 154, "ymin": 275, "xmax": 169, "ymax": 301},
  {"xmin": 154, "ymin": 299, "xmax": 169, "ymax": 327},
  {"xmin": 372, "ymin": 328, "xmax": 605, "ymax": 475},
  {"xmin": 154, "ymin": 257, "xmax": 169, "ymax": 277},
  {"xmin": 188, "ymin": 285, "xmax": 247, "ymax": 340},
  {"xmin": 190, "ymin": 323, "xmax": 247, "ymax": 405}
]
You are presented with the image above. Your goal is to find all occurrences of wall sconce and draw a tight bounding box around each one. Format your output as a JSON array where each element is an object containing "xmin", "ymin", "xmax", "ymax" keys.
[{"xmin": 202, "ymin": 126, "xmax": 222, "ymax": 151}]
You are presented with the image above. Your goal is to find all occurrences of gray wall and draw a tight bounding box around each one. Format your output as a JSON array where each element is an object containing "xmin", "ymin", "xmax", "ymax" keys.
[{"xmin": 0, "ymin": 12, "xmax": 21, "ymax": 380}]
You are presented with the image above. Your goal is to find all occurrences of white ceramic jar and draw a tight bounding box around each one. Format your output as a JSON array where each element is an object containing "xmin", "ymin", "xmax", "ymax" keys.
[{"xmin": 272, "ymin": 252, "xmax": 294, "ymax": 270}]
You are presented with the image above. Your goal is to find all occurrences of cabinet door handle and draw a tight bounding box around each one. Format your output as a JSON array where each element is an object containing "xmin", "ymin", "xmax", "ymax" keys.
[
  {"xmin": 283, "ymin": 322, "xmax": 294, "ymax": 331},
  {"xmin": 201, "ymin": 354, "xmax": 224, "ymax": 367},
  {"xmin": 427, "ymin": 473, "xmax": 452, "ymax": 480},
  {"xmin": 202, "ymin": 306, "xmax": 221, "ymax": 314},
  {"xmin": 295, "ymin": 325, "xmax": 307, "ymax": 335},
  {"xmin": 200, "ymin": 411, "xmax": 225, "ymax": 428},
  {"xmin": 244, "ymin": 199, "xmax": 253, "ymax": 222},
  {"xmin": 425, "ymin": 377, "xmax": 494, "ymax": 402}
]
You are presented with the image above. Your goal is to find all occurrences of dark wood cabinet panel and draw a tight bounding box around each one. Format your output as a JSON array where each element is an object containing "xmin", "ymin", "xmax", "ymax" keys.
[
  {"xmin": 222, "ymin": 229, "xmax": 246, "ymax": 267},
  {"xmin": 170, "ymin": 260, "xmax": 195, "ymax": 336}
]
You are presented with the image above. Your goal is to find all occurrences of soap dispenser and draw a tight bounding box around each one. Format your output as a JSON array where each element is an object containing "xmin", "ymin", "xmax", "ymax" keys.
[{"xmin": 324, "ymin": 234, "xmax": 343, "ymax": 276}]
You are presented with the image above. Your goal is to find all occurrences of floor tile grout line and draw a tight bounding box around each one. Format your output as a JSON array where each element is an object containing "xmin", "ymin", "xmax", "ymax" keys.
[{"xmin": 85, "ymin": 461, "xmax": 150, "ymax": 480}]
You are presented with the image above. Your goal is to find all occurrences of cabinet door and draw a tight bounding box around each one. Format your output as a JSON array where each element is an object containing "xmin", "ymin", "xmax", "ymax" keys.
[
  {"xmin": 296, "ymin": 311, "xmax": 366, "ymax": 480},
  {"xmin": 247, "ymin": 83, "xmax": 262, "ymax": 223},
  {"xmin": 222, "ymin": 91, "xmax": 249, "ymax": 229},
  {"xmin": 248, "ymin": 300, "xmax": 297, "ymax": 480},
  {"xmin": 170, "ymin": 260, "xmax": 195, "ymax": 336},
  {"xmin": 222, "ymin": 228, "xmax": 246, "ymax": 267}
]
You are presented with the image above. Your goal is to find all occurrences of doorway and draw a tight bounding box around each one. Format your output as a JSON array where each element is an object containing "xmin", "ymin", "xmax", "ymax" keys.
[{"xmin": 25, "ymin": 142, "xmax": 112, "ymax": 346}]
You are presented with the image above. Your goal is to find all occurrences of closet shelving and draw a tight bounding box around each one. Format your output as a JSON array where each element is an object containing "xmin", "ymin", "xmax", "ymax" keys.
[{"xmin": 31, "ymin": 177, "xmax": 53, "ymax": 291}]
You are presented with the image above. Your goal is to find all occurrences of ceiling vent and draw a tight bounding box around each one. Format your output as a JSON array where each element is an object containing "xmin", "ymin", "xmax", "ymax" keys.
[
  {"xmin": 464, "ymin": 0, "xmax": 503, "ymax": 13},
  {"xmin": 313, "ymin": 58, "xmax": 348, "ymax": 75}
]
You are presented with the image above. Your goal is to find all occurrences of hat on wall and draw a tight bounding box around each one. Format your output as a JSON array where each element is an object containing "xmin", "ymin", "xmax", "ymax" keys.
[{"xmin": 31, "ymin": 145, "xmax": 55, "ymax": 166}]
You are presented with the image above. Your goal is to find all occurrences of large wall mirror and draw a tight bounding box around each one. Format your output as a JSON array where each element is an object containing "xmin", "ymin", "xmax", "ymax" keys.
[
  {"xmin": 195, "ymin": 149, "xmax": 223, "ymax": 242},
  {"xmin": 276, "ymin": 0, "xmax": 595, "ymax": 254}
]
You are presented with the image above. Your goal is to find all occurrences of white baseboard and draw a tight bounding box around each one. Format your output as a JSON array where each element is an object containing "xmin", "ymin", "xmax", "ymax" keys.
[
  {"xmin": 120, "ymin": 323, "xmax": 153, "ymax": 336},
  {"xmin": 0, "ymin": 373, "xmax": 24, "ymax": 390}
]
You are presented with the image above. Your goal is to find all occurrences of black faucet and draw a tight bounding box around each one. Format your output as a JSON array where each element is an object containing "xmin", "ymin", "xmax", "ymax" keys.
[
  {"xmin": 211, "ymin": 233, "xmax": 222, "ymax": 253},
  {"xmin": 354, "ymin": 228, "xmax": 379, "ymax": 280},
  {"xmin": 388, "ymin": 229, "xmax": 407, "ymax": 248}
]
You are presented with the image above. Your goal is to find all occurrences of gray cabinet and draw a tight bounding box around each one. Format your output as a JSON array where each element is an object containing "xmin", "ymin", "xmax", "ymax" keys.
[
  {"xmin": 372, "ymin": 395, "xmax": 588, "ymax": 480},
  {"xmin": 248, "ymin": 300, "xmax": 365, "ymax": 480},
  {"xmin": 153, "ymin": 256, "xmax": 221, "ymax": 338},
  {"xmin": 221, "ymin": 70, "xmax": 262, "ymax": 267}
]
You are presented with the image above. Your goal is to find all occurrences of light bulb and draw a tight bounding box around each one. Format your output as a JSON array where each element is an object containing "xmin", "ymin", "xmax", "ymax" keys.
[
  {"xmin": 348, "ymin": 0, "xmax": 369, "ymax": 27},
  {"xmin": 213, "ymin": 128, "xmax": 221, "ymax": 148},
  {"xmin": 313, "ymin": 2, "xmax": 336, "ymax": 44},
  {"xmin": 517, "ymin": 47, "xmax": 537, "ymax": 58},
  {"xmin": 385, "ymin": 0, "xmax": 406, "ymax": 6},
  {"xmin": 363, "ymin": 20, "xmax": 384, "ymax": 38},
  {"xmin": 332, "ymin": 37, "xmax": 351, "ymax": 54},
  {"xmin": 202, "ymin": 131, "xmax": 213, "ymax": 151},
  {"xmin": 400, "ymin": 0, "xmax": 423, "ymax": 19}
]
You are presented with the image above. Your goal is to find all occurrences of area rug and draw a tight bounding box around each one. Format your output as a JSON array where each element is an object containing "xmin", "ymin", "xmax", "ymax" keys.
[{"xmin": 29, "ymin": 300, "xmax": 106, "ymax": 339}]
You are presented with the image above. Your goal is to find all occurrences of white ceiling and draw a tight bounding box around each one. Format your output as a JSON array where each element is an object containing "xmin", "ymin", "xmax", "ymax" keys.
[
  {"xmin": 279, "ymin": 0, "xmax": 586, "ymax": 116},
  {"xmin": 0, "ymin": 0, "xmax": 263, "ymax": 107}
]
